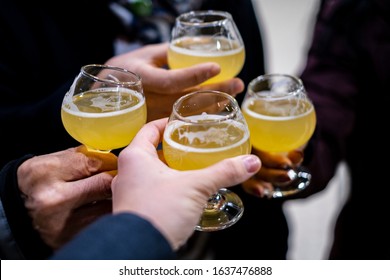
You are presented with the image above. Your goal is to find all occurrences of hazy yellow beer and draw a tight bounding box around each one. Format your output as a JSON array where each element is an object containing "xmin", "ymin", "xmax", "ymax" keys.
[
  {"xmin": 242, "ymin": 98, "xmax": 316, "ymax": 153},
  {"xmin": 61, "ymin": 88, "xmax": 146, "ymax": 152},
  {"xmin": 163, "ymin": 116, "xmax": 251, "ymax": 170},
  {"xmin": 168, "ymin": 36, "xmax": 245, "ymax": 85}
]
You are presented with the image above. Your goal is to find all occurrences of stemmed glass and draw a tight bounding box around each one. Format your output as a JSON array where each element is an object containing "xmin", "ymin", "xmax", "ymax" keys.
[
  {"xmin": 163, "ymin": 90, "xmax": 251, "ymax": 231},
  {"xmin": 241, "ymin": 74, "xmax": 317, "ymax": 198},
  {"xmin": 61, "ymin": 64, "xmax": 147, "ymax": 153},
  {"xmin": 167, "ymin": 10, "xmax": 245, "ymax": 85}
]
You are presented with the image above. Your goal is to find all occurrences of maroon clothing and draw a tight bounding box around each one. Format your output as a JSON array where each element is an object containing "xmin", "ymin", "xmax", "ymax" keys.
[{"xmin": 300, "ymin": 0, "xmax": 390, "ymax": 259}]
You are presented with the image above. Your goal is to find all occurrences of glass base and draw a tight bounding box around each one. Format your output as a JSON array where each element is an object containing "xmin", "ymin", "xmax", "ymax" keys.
[
  {"xmin": 267, "ymin": 166, "xmax": 311, "ymax": 198},
  {"xmin": 195, "ymin": 188, "xmax": 244, "ymax": 232}
]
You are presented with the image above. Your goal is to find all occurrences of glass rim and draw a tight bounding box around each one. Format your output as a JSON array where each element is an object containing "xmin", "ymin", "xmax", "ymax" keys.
[
  {"xmin": 176, "ymin": 10, "xmax": 233, "ymax": 26},
  {"xmin": 80, "ymin": 64, "xmax": 142, "ymax": 86},
  {"xmin": 172, "ymin": 90, "xmax": 240, "ymax": 124},
  {"xmin": 247, "ymin": 73, "xmax": 305, "ymax": 99}
]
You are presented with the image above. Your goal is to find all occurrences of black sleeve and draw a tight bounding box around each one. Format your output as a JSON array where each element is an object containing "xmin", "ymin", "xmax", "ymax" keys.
[
  {"xmin": 51, "ymin": 213, "xmax": 176, "ymax": 260},
  {"xmin": 0, "ymin": 155, "xmax": 53, "ymax": 259}
]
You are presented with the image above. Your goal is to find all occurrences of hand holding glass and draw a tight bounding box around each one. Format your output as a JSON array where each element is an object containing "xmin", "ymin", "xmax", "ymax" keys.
[
  {"xmin": 61, "ymin": 64, "xmax": 147, "ymax": 153},
  {"xmin": 163, "ymin": 90, "xmax": 251, "ymax": 231},
  {"xmin": 168, "ymin": 10, "xmax": 245, "ymax": 84},
  {"xmin": 241, "ymin": 74, "xmax": 316, "ymax": 198}
]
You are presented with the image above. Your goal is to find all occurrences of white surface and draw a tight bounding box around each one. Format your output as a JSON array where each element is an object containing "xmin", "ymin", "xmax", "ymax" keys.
[
  {"xmin": 284, "ymin": 163, "xmax": 351, "ymax": 259},
  {"xmin": 253, "ymin": 0, "xmax": 319, "ymax": 75},
  {"xmin": 252, "ymin": 0, "xmax": 351, "ymax": 259}
]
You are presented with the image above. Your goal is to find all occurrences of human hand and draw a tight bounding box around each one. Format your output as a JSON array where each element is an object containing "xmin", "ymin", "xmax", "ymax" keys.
[
  {"xmin": 111, "ymin": 118, "xmax": 261, "ymax": 250},
  {"xmin": 242, "ymin": 148, "xmax": 304, "ymax": 198},
  {"xmin": 105, "ymin": 43, "xmax": 245, "ymax": 122},
  {"xmin": 17, "ymin": 146, "xmax": 117, "ymax": 249}
]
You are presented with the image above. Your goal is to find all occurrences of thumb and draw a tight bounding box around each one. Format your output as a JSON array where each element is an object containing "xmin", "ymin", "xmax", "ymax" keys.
[{"xmin": 194, "ymin": 155, "xmax": 261, "ymax": 194}]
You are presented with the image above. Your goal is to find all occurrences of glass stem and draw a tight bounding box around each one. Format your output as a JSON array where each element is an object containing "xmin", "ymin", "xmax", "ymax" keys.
[{"xmin": 205, "ymin": 192, "xmax": 224, "ymax": 211}]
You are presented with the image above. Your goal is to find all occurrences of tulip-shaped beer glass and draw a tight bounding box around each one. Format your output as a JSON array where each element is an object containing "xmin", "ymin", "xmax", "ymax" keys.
[
  {"xmin": 241, "ymin": 74, "xmax": 316, "ymax": 198},
  {"xmin": 61, "ymin": 64, "xmax": 146, "ymax": 153},
  {"xmin": 163, "ymin": 90, "xmax": 251, "ymax": 231},
  {"xmin": 168, "ymin": 10, "xmax": 245, "ymax": 85}
]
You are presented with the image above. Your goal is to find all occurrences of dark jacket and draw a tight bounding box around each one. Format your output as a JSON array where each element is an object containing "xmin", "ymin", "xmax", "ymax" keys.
[
  {"xmin": 0, "ymin": 0, "xmax": 121, "ymax": 170},
  {"xmin": 300, "ymin": 0, "xmax": 390, "ymax": 259},
  {"xmin": 51, "ymin": 214, "xmax": 175, "ymax": 260}
]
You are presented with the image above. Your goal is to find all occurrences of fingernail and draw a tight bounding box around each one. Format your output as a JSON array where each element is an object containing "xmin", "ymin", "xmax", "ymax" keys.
[
  {"xmin": 233, "ymin": 79, "xmax": 244, "ymax": 93},
  {"xmin": 207, "ymin": 64, "xmax": 220, "ymax": 78},
  {"xmin": 243, "ymin": 155, "xmax": 260, "ymax": 173},
  {"xmin": 251, "ymin": 188, "xmax": 262, "ymax": 198},
  {"xmin": 295, "ymin": 150, "xmax": 304, "ymax": 157}
]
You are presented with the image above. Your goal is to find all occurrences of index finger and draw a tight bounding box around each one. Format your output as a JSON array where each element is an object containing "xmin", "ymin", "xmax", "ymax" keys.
[{"xmin": 142, "ymin": 63, "xmax": 221, "ymax": 94}]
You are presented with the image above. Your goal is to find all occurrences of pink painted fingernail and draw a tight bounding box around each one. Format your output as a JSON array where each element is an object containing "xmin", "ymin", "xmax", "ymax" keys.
[{"xmin": 243, "ymin": 155, "xmax": 261, "ymax": 173}]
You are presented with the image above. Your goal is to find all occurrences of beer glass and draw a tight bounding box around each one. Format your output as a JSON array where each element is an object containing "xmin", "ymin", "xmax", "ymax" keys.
[
  {"xmin": 61, "ymin": 64, "xmax": 146, "ymax": 153},
  {"xmin": 163, "ymin": 90, "xmax": 251, "ymax": 231},
  {"xmin": 168, "ymin": 10, "xmax": 245, "ymax": 85},
  {"xmin": 241, "ymin": 74, "xmax": 316, "ymax": 198}
]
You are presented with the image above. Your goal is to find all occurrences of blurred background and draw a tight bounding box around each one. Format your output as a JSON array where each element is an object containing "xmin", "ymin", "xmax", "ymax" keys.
[{"xmin": 252, "ymin": 0, "xmax": 351, "ymax": 260}]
